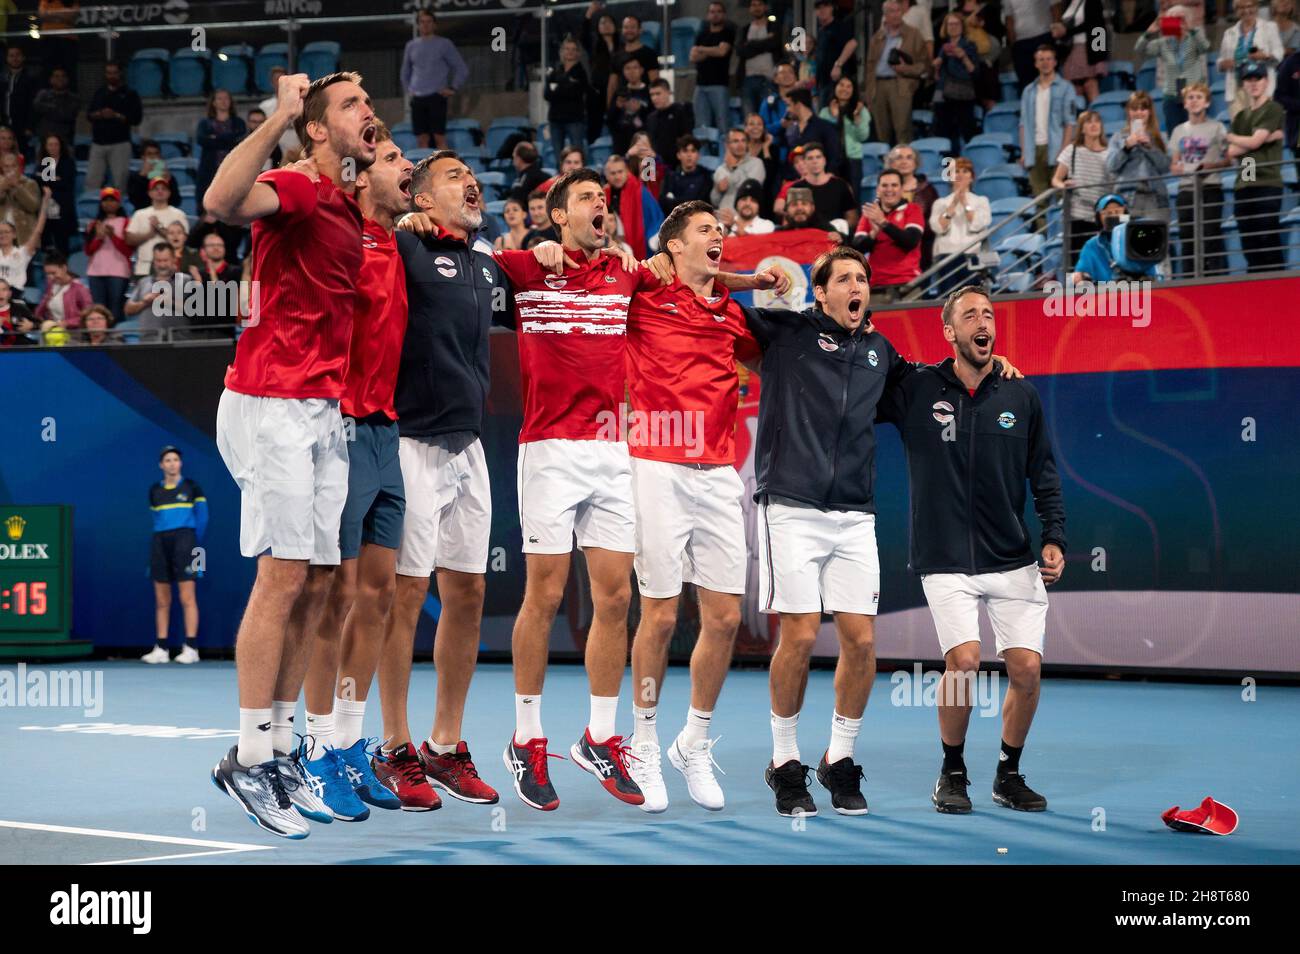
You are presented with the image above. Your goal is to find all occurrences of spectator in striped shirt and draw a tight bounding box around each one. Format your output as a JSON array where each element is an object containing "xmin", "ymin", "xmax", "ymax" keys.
[{"xmin": 1052, "ymin": 110, "xmax": 1113, "ymax": 263}]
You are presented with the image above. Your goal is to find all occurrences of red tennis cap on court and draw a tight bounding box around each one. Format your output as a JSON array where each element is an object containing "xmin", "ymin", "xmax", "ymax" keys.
[{"xmin": 1161, "ymin": 797, "xmax": 1239, "ymax": 835}]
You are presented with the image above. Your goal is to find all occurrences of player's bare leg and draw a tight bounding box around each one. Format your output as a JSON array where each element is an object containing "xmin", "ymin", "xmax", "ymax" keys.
[
  {"xmin": 990, "ymin": 647, "xmax": 1047, "ymax": 811},
  {"xmin": 153, "ymin": 582, "xmax": 172, "ymax": 646},
  {"xmin": 379, "ymin": 574, "xmax": 428, "ymax": 748},
  {"xmin": 269, "ymin": 565, "xmax": 334, "ymax": 756},
  {"xmin": 932, "ymin": 641, "xmax": 980, "ymax": 814},
  {"xmin": 811, "ymin": 612, "xmax": 875, "ymax": 815},
  {"xmin": 581, "ymin": 547, "xmax": 633, "ymax": 701},
  {"xmin": 303, "ymin": 557, "xmax": 357, "ymax": 746},
  {"xmin": 334, "ymin": 544, "xmax": 398, "ymax": 725},
  {"xmin": 233, "ymin": 555, "xmax": 307, "ymax": 764},
  {"xmin": 429, "ymin": 568, "xmax": 485, "ymax": 746},
  {"xmin": 764, "ymin": 612, "xmax": 821, "ymax": 813}
]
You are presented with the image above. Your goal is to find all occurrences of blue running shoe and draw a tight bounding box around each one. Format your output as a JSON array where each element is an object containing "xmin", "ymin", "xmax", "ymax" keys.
[
  {"xmin": 306, "ymin": 746, "xmax": 371, "ymax": 822},
  {"xmin": 337, "ymin": 738, "xmax": 402, "ymax": 810}
]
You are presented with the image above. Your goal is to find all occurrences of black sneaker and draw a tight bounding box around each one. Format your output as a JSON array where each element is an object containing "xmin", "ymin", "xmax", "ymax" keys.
[
  {"xmin": 765, "ymin": 759, "xmax": 818, "ymax": 817},
  {"xmin": 932, "ymin": 769, "xmax": 973, "ymax": 814},
  {"xmin": 816, "ymin": 754, "xmax": 868, "ymax": 815},
  {"xmin": 992, "ymin": 772, "xmax": 1048, "ymax": 812},
  {"xmin": 211, "ymin": 744, "xmax": 310, "ymax": 838},
  {"xmin": 570, "ymin": 730, "xmax": 645, "ymax": 805},
  {"xmin": 502, "ymin": 737, "xmax": 561, "ymax": 811}
]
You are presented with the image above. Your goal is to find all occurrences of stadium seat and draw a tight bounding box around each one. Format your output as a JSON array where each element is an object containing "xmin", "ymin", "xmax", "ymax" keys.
[
  {"xmin": 406, "ymin": 147, "xmax": 435, "ymax": 164},
  {"xmin": 988, "ymin": 196, "xmax": 1029, "ymax": 220},
  {"xmin": 254, "ymin": 43, "xmax": 290, "ymax": 95},
  {"xmin": 911, "ymin": 136, "xmax": 951, "ymax": 155},
  {"xmin": 477, "ymin": 170, "xmax": 507, "ymax": 201},
  {"xmin": 911, "ymin": 109, "xmax": 934, "ymax": 136},
  {"xmin": 862, "ymin": 142, "xmax": 891, "ymax": 161},
  {"xmin": 729, "ymin": 96, "xmax": 743, "ymax": 128},
  {"xmin": 169, "ymin": 49, "xmax": 210, "ymax": 98},
  {"xmin": 918, "ymin": 151, "xmax": 945, "ymax": 180},
  {"xmin": 393, "ymin": 131, "xmax": 420, "ymax": 153},
  {"xmin": 1093, "ymin": 102, "xmax": 1129, "ymax": 126},
  {"xmin": 391, "ymin": 121, "xmax": 414, "ymax": 135},
  {"xmin": 1102, "ymin": 60, "xmax": 1135, "ymax": 92},
  {"xmin": 641, "ymin": 21, "xmax": 662, "ymax": 53},
  {"xmin": 1136, "ymin": 60, "xmax": 1158, "ymax": 92},
  {"xmin": 996, "ymin": 270, "xmax": 1035, "ymax": 292},
  {"xmin": 978, "ymin": 174, "xmax": 1021, "ymax": 202},
  {"xmin": 1090, "ymin": 89, "xmax": 1132, "ymax": 108},
  {"xmin": 693, "ymin": 125, "xmax": 721, "ymax": 155},
  {"xmin": 999, "ymin": 71, "xmax": 1019, "ymax": 102},
  {"xmin": 983, "ymin": 103, "xmax": 1020, "ymax": 137},
  {"xmin": 1282, "ymin": 207, "xmax": 1300, "ymax": 266},
  {"xmin": 996, "ymin": 232, "xmax": 1044, "ymax": 272},
  {"xmin": 77, "ymin": 191, "xmax": 102, "ymax": 222},
  {"xmin": 212, "ymin": 45, "xmax": 253, "ymax": 95},
  {"xmin": 670, "ymin": 17, "xmax": 700, "ymax": 70},
  {"xmin": 1040, "ymin": 236, "xmax": 1064, "ymax": 277},
  {"xmin": 153, "ymin": 132, "xmax": 192, "ymax": 159},
  {"xmin": 699, "ymin": 155, "xmax": 722, "ymax": 172},
  {"xmin": 299, "ymin": 41, "xmax": 341, "ymax": 81},
  {"xmin": 178, "ymin": 184, "xmax": 198, "ymax": 216},
  {"xmin": 128, "ymin": 49, "xmax": 170, "ymax": 98},
  {"xmin": 485, "ymin": 117, "xmax": 532, "ymax": 160},
  {"xmin": 965, "ymin": 142, "xmax": 1006, "ymax": 176},
  {"xmin": 984, "ymin": 162, "xmax": 1027, "ymax": 181},
  {"xmin": 589, "ymin": 135, "xmax": 613, "ymax": 166},
  {"xmin": 68, "ymin": 251, "xmax": 89, "ymax": 278},
  {"xmin": 861, "ymin": 154, "xmax": 883, "ymax": 181}
]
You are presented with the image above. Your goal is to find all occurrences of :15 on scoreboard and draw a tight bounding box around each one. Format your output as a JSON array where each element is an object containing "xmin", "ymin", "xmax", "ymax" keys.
[{"xmin": 0, "ymin": 505, "xmax": 72, "ymax": 642}]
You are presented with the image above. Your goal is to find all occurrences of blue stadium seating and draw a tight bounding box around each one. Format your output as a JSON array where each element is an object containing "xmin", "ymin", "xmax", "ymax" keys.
[
  {"xmin": 999, "ymin": 71, "xmax": 1019, "ymax": 102},
  {"xmin": 641, "ymin": 21, "xmax": 662, "ymax": 53},
  {"xmin": 299, "ymin": 41, "xmax": 341, "ymax": 81},
  {"xmin": 693, "ymin": 125, "xmax": 721, "ymax": 155},
  {"xmin": 983, "ymin": 103, "xmax": 1020, "ymax": 137},
  {"xmin": 169, "ymin": 49, "xmax": 210, "ymax": 97},
  {"xmin": 255, "ymin": 43, "xmax": 290, "ymax": 95},
  {"xmin": 989, "ymin": 196, "xmax": 1029, "ymax": 220},
  {"xmin": 589, "ymin": 135, "xmax": 614, "ymax": 167},
  {"xmin": 213, "ymin": 45, "xmax": 253, "ymax": 95},
  {"xmin": 153, "ymin": 132, "xmax": 192, "ymax": 159},
  {"xmin": 1136, "ymin": 60, "xmax": 1158, "ymax": 92},
  {"xmin": 485, "ymin": 117, "xmax": 532, "ymax": 160},
  {"xmin": 670, "ymin": 17, "xmax": 700, "ymax": 70},
  {"xmin": 912, "ymin": 136, "xmax": 952, "ymax": 155},
  {"xmin": 984, "ymin": 162, "xmax": 1027, "ymax": 181},
  {"xmin": 699, "ymin": 155, "xmax": 722, "ymax": 172},
  {"xmin": 393, "ymin": 131, "xmax": 420, "ymax": 153},
  {"xmin": 965, "ymin": 142, "xmax": 1006, "ymax": 176},
  {"xmin": 978, "ymin": 174, "xmax": 1021, "ymax": 202},
  {"xmin": 911, "ymin": 109, "xmax": 934, "ymax": 136},
  {"xmin": 476, "ymin": 170, "xmax": 507, "ymax": 201},
  {"xmin": 128, "ymin": 49, "xmax": 170, "ymax": 98}
]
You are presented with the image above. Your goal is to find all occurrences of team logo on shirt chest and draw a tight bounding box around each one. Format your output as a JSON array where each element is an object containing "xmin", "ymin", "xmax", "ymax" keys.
[
  {"xmin": 817, "ymin": 333, "xmax": 838, "ymax": 352},
  {"xmin": 605, "ymin": 273, "xmax": 618, "ymax": 283},
  {"xmin": 482, "ymin": 266, "xmax": 492, "ymax": 283},
  {"xmin": 998, "ymin": 411, "xmax": 1017, "ymax": 429},
  {"xmin": 434, "ymin": 256, "xmax": 457, "ymax": 278},
  {"xmin": 544, "ymin": 274, "xmax": 568, "ymax": 289},
  {"xmin": 932, "ymin": 400, "xmax": 955, "ymax": 424},
  {"xmin": 867, "ymin": 349, "xmax": 879, "ymax": 367}
]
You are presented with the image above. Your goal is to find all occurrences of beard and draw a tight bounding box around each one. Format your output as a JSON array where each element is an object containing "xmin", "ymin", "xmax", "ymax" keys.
[
  {"xmin": 456, "ymin": 204, "xmax": 483, "ymax": 232},
  {"xmin": 956, "ymin": 336, "xmax": 994, "ymax": 369}
]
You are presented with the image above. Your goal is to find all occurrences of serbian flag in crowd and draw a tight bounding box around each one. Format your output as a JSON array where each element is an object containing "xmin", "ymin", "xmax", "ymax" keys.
[{"xmin": 719, "ymin": 228, "xmax": 840, "ymax": 309}]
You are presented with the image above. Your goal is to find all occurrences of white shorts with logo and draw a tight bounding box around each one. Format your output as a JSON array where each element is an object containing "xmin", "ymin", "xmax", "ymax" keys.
[
  {"xmin": 517, "ymin": 438, "xmax": 636, "ymax": 554},
  {"xmin": 216, "ymin": 389, "xmax": 349, "ymax": 565},
  {"xmin": 921, "ymin": 564, "xmax": 1049, "ymax": 657},
  {"xmin": 395, "ymin": 433, "xmax": 492, "ymax": 576},
  {"xmin": 631, "ymin": 457, "xmax": 746, "ymax": 598},
  {"xmin": 757, "ymin": 495, "xmax": 880, "ymax": 615}
]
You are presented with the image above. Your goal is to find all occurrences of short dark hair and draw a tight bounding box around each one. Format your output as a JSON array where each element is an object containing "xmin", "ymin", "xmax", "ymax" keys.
[
  {"xmin": 514, "ymin": 141, "xmax": 539, "ymax": 164},
  {"xmin": 295, "ymin": 70, "xmax": 366, "ymax": 155},
  {"xmin": 559, "ymin": 145, "xmax": 585, "ymax": 164},
  {"xmin": 159, "ymin": 446, "xmax": 182, "ymax": 462},
  {"xmin": 625, "ymin": 13, "xmax": 642, "ymax": 26},
  {"xmin": 941, "ymin": 284, "xmax": 991, "ymax": 326},
  {"xmin": 811, "ymin": 246, "xmax": 870, "ymax": 289},
  {"xmin": 786, "ymin": 88, "xmax": 813, "ymax": 111},
  {"xmin": 409, "ymin": 149, "xmax": 463, "ymax": 198},
  {"xmin": 801, "ymin": 141, "xmax": 826, "ymax": 158},
  {"xmin": 676, "ymin": 134, "xmax": 701, "ymax": 152},
  {"xmin": 878, "ymin": 167, "xmax": 903, "ymax": 185},
  {"xmin": 527, "ymin": 188, "xmax": 548, "ymax": 204},
  {"xmin": 546, "ymin": 167, "xmax": 603, "ymax": 228},
  {"xmin": 1035, "ymin": 43, "xmax": 1057, "ymax": 57},
  {"xmin": 43, "ymin": 249, "xmax": 68, "ymax": 267},
  {"xmin": 659, "ymin": 199, "xmax": 717, "ymax": 251},
  {"xmin": 650, "ymin": 78, "xmax": 672, "ymax": 93},
  {"xmin": 139, "ymin": 138, "xmax": 161, "ymax": 154}
]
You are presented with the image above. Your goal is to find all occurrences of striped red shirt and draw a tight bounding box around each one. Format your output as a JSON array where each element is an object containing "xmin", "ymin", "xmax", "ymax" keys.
[
  {"xmin": 495, "ymin": 248, "xmax": 655, "ymax": 444},
  {"xmin": 224, "ymin": 169, "xmax": 363, "ymax": 400},
  {"xmin": 342, "ymin": 220, "xmax": 407, "ymax": 420},
  {"xmin": 625, "ymin": 279, "xmax": 758, "ymax": 466}
]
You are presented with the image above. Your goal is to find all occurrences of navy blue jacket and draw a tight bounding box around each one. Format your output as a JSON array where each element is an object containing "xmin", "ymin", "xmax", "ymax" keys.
[
  {"xmin": 744, "ymin": 305, "xmax": 910, "ymax": 513},
  {"xmin": 394, "ymin": 230, "xmax": 513, "ymax": 439},
  {"xmin": 876, "ymin": 358, "xmax": 1067, "ymax": 575}
]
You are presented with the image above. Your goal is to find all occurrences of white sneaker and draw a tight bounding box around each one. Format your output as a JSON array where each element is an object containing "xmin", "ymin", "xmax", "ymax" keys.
[
  {"xmin": 627, "ymin": 739, "xmax": 668, "ymax": 813},
  {"xmin": 668, "ymin": 736, "xmax": 726, "ymax": 811},
  {"xmin": 140, "ymin": 645, "xmax": 170, "ymax": 664},
  {"xmin": 175, "ymin": 644, "xmax": 200, "ymax": 664}
]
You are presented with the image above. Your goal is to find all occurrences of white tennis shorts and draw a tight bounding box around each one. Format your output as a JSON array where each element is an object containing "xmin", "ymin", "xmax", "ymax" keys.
[
  {"xmin": 921, "ymin": 564, "xmax": 1049, "ymax": 657},
  {"xmin": 216, "ymin": 389, "xmax": 348, "ymax": 565},
  {"xmin": 395, "ymin": 433, "xmax": 492, "ymax": 576},
  {"xmin": 517, "ymin": 438, "xmax": 636, "ymax": 554},
  {"xmin": 631, "ymin": 457, "xmax": 746, "ymax": 598},
  {"xmin": 757, "ymin": 495, "xmax": 880, "ymax": 615}
]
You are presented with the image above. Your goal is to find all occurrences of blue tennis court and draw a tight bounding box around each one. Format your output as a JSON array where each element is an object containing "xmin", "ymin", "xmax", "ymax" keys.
[{"xmin": 3, "ymin": 661, "xmax": 1295, "ymax": 865}]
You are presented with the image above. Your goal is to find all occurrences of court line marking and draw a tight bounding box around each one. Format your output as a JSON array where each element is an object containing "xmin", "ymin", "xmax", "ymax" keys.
[
  {"xmin": 0, "ymin": 820, "xmax": 275, "ymax": 854},
  {"xmin": 87, "ymin": 848, "xmax": 263, "ymax": 865}
]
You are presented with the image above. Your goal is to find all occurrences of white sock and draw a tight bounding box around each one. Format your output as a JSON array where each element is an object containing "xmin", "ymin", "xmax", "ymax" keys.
[
  {"xmin": 588, "ymin": 694, "xmax": 619, "ymax": 743},
  {"xmin": 679, "ymin": 706, "xmax": 713, "ymax": 747},
  {"xmin": 334, "ymin": 696, "xmax": 367, "ymax": 750},
  {"xmin": 238, "ymin": 707, "xmax": 274, "ymax": 767},
  {"xmin": 426, "ymin": 737, "xmax": 456, "ymax": 756},
  {"xmin": 515, "ymin": 693, "xmax": 543, "ymax": 745},
  {"xmin": 827, "ymin": 711, "xmax": 862, "ymax": 764},
  {"xmin": 771, "ymin": 711, "xmax": 800, "ymax": 767},
  {"xmin": 632, "ymin": 705, "xmax": 657, "ymax": 745},
  {"xmin": 304, "ymin": 710, "xmax": 334, "ymax": 756},
  {"xmin": 270, "ymin": 700, "xmax": 296, "ymax": 756}
]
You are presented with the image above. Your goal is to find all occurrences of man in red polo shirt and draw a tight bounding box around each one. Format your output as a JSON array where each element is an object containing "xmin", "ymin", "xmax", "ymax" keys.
[
  {"xmin": 205, "ymin": 70, "xmax": 378, "ymax": 838},
  {"xmin": 852, "ymin": 168, "xmax": 924, "ymax": 303}
]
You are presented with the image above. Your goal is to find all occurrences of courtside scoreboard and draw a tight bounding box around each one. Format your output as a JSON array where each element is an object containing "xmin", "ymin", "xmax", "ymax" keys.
[{"xmin": 0, "ymin": 505, "xmax": 85, "ymax": 659}]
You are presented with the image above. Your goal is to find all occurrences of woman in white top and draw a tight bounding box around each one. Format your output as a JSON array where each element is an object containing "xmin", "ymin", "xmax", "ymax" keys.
[
  {"xmin": 1052, "ymin": 109, "xmax": 1112, "ymax": 263},
  {"xmin": 929, "ymin": 157, "xmax": 992, "ymax": 292},
  {"xmin": 0, "ymin": 189, "xmax": 50, "ymax": 293},
  {"xmin": 1218, "ymin": 0, "xmax": 1284, "ymax": 110}
]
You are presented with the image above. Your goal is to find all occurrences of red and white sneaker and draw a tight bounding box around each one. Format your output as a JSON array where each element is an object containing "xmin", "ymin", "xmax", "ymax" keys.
[
  {"xmin": 372, "ymin": 741, "xmax": 441, "ymax": 812},
  {"xmin": 420, "ymin": 740, "xmax": 500, "ymax": 804}
]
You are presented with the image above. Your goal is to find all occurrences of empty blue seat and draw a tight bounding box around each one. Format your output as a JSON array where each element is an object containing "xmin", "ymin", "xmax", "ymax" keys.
[
  {"xmin": 911, "ymin": 109, "xmax": 934, "ymax": 135},
  {"xmin": 699, "ymin": 155, "xmax": 721, "ymax": 172},
  {"xmin": 983, "ymin": 104, "xmax": 1020, "ymax": 137},
  {"xmin": 641, "ymin": 21, "xmax": 662, "ymax": 54},
  {"xmin": 978, "ymin": 174, "xmax": 1021, "ymax": 202},
  {"xmin": 589, "ymin": 135, "xmax": 613, "ymax": 166},
  {"xmin": 446, "ymin": 128, "xmax": 478, "ymax": 152},
  {"xmin": 911, "ymin": 136, "xmax": 951, "ymax": 155},
  {"xmin": 406, "ymin": 148, "xmax": 435, "ymax": 164},
  {"xmin": 485, "ymin": 118, "xmax": 532, "ymax": 159},
  {"xmin": 128, "ymin": 49, "xmax": 170, "ymax": 98},
  {"xmin": 999, "ymin": 71, "xmax": 1019, "ymax": 102},
  {"xmin": 77, "ymin": 191, "xmax": 102, "ymax": 221},
  {"xmin": 153, "ymin": 132, "xmax": 192, "ymax": 159},
  {"xmin": 670, "ymin": 17, "xmax": 700, "ymax": 70},
  {"xmin": 212, "ymin": 44, "xmax": 253, "ymax": 95},
  {"xmin": 476, "ymin": 170, "xmax": 507, "ymax": 201},
  {"xmin": 169, "ymin": 49, "xmax": 210, "ymax": 98},
  {"xmin": 984, "ymin": 162, "xmax": 1027, "ymax": 180},
  {"xmin": 988, "ymin": 196, "xmax": 1029, "ymax": 220},
  {"xmin": 965, "ymin": 142, "xmax": 1006, "ymax": 176},
  {"xmin": 1136, "ymin": 60, "xmax": 1158, "ymax": 92},
  {"xmin": 255, "ymin": 43, "xmax": 290, "ymax": 94},
  {"xmin": 393, "ymin": 131, "xmax": 420, "ymax": 153},
  {"xmin": 300, "ymin": 41, "xmax": 341, "ymax": 81}
]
